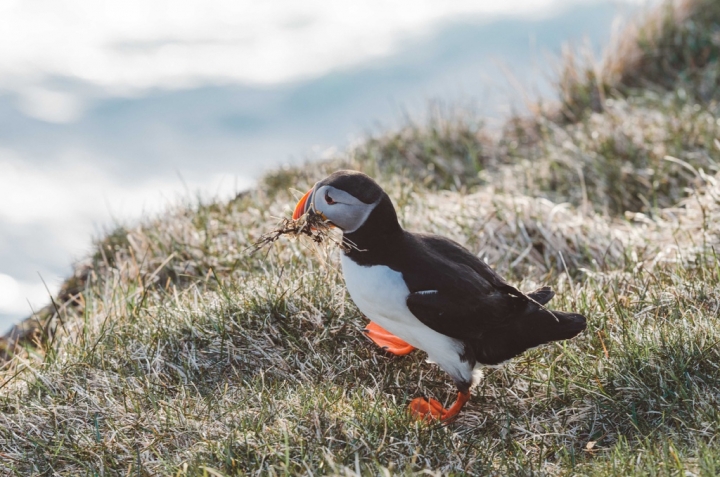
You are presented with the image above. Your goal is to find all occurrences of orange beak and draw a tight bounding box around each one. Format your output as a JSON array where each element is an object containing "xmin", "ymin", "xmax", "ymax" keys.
[{"xmin": 292, "ymin": 187, "xmax": 314, "ymax": 220}]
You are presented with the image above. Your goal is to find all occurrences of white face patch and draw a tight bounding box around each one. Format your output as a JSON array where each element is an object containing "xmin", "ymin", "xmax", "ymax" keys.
[{"xmin": 312, "ymin": 185, "xmax": 379, "ymax": 233}]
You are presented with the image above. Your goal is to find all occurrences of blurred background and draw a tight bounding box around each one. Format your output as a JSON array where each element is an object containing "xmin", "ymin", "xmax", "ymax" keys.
[{"xmin": 0, "ymin": 0, "xmax": 651, "ymax": 333}]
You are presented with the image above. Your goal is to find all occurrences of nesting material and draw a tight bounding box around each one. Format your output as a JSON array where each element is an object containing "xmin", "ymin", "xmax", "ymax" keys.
[{"xmin": 250, "ymin": 211, "xmax": 335, "ymax": 254}]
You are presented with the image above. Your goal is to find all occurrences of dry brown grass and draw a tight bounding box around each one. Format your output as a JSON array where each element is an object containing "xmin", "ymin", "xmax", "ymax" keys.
[
  {"xmin": 556, "ymin": 0, "xmax": 720, "ymax": 122},
  {"xmin": 250, "ymin": 211, "xmax": 336, "ymax": 254},
  {"xmin": 1, "ymin": 165, "xmax": 719, "ymax": 475},
  {"xmin": 2, "ymin": 0, "xmax": 720, "ymax": 475}
]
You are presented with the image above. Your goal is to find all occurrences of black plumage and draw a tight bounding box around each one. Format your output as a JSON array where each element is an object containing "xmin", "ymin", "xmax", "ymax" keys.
[
  {"xmin": 325, "ymin": 170, "xmax": 587, "ymax": 375},
  {"xmin": 300, "ymin": 170, "xmax": 587, "ymax": 418}
]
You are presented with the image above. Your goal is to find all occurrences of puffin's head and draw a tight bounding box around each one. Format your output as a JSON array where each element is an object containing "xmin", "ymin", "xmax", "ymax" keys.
[{"xmin": 293, "ymin": 170, "xmax": 386, "ymax": 234}]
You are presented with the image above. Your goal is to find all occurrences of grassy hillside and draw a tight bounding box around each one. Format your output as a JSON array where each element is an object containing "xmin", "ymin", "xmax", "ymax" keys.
[{"xmin": 2, "ymin": 0, "xmax": 720, "ymax": 475}]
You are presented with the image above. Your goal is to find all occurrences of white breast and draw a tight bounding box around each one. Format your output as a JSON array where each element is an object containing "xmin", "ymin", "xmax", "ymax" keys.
[{"xmin": 340, "ymin": 254, "xmax": 474, "ymax": 384}]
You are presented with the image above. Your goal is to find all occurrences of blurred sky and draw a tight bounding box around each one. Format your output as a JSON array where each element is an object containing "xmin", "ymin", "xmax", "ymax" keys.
[{"xmin": 0, "ymin": 0, "xmax": 651, "ymax": 333}]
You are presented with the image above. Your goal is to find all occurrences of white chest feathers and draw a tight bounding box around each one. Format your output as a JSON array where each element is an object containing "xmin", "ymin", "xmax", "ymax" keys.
[
  {"xmin": 340, "ymin": 254, "xmax": 410, "ymax": 328},
  {"xmin": 340, "ymin": 254, "xmax": 473, "ymax": 385}
]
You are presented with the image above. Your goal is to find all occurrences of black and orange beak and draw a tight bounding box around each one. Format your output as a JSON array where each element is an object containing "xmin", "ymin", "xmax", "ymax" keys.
[{"xmin": 292, "ymin": 186, "xmax": 315, "ymax": 220}]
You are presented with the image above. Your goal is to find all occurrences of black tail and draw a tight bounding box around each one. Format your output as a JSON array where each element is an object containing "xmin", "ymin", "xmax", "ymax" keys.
[
  {"xmin": 472, "ymin": 309, "xmax": 586, "ymax": 366},
  {"xmin": 527, "ymin": 286, "xmax": 555, "ymax": 306}
]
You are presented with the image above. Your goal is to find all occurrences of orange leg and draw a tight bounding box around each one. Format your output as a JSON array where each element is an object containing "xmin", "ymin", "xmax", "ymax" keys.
[
  {"xmin": 362, "ymin": 322, "xmax": 415, "ymax": 356},
  {"xmin": 408, "ymin": 391, "xmax": 471, "ymax": 422}
]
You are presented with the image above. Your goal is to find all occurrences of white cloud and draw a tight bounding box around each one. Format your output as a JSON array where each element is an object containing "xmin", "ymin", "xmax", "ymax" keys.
[
  {"xmin": 0, "ymin": 149, "xmax": 251, "ymax": 226},
  {"xmin": 16, "ymin": 88, "xmax": 85, "ymax": 123},
  {"xmin": 0, "ymin": 0, "xmax": 649, "ymax": 95},
  {"xmin": 0, "ymin": 273, "xmax": 53, "ymax": 316},
  {"xmin": 0, "ymin": 274, "xmax": 20, "ymax": 310},
  {"xmin": 0, "ymin": 148, "xmax": 252, "ymax": 328}
]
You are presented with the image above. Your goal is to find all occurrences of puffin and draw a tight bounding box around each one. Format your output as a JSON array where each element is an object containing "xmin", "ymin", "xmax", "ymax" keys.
[{"xmin": 292, "ymin": 170, "xmax": 586, "ymax": 421}]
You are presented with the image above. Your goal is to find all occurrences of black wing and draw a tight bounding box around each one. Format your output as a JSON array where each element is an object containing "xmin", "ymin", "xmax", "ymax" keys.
[
  {"xmin": 406, "ymin": 283, "xmax": 538, "ymax": 340},
  {"xmin": 403, "ymin": 233, "xmax": 544, "ymax": 340}
]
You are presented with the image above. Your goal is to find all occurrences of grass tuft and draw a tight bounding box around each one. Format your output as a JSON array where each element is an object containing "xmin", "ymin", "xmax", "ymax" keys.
[{"xmin": 2, "ymin": 0, "xmax": 720, "ymax": 474}]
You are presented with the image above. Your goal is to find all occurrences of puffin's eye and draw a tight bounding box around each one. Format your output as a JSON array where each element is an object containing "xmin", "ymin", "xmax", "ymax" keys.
[{"xmin": 325, "ymin": 191, "xmax": 336, "ymax": 205}]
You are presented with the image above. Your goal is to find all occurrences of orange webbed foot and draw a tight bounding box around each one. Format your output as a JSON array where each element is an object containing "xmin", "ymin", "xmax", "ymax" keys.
[
  {"xmin": 363, "ymin": 322, "xmax": 415, "ymax": 356},
  {"xmin": 408, "ymin": 391, "xmax": 471, "ymax": 422},
  {"xmin": 408, "ymin": 397, "xmax": 445, "ymax": 420}
]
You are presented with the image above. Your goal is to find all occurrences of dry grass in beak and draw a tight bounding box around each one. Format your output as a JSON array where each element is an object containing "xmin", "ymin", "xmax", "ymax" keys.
[{"xmin": 249, "ymin": 210, "xmax": 335, "ymax": 254}]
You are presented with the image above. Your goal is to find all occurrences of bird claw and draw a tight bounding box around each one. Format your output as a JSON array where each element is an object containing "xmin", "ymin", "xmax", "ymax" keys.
[
  {"xmin": 408, "ymin": 397, "xmax": 446, "ymax": 421},
  {"xmin": 408, "ymin": 391, "xmax": 471, "ymax": 422}
]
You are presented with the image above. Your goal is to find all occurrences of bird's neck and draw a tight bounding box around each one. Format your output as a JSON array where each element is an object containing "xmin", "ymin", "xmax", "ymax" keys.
[{"xmin": 342, "ymin": 196, "xmax": 403, "ymax": 266}]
